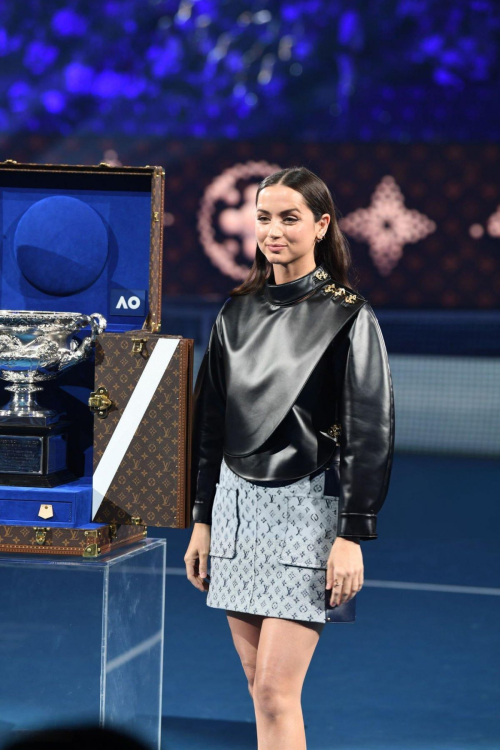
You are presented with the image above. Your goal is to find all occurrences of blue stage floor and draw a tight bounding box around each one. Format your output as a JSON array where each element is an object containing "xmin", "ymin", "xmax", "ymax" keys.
[
  {"xmin": 0, "ymin": 451, "xmax": 498, "ymax": 749},
  {"xmin": 161, "ymin": 452, "xmax": 500, "ymax": 750}
]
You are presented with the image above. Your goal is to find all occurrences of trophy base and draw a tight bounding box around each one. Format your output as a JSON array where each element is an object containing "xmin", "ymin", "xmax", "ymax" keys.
[
  {"xmin": 0, "ymin": 468, "xmax": 76, "ymax": 488},
  {"xmin": 0, "ymin": 421, "xmax": 74, "ymax": 487}
]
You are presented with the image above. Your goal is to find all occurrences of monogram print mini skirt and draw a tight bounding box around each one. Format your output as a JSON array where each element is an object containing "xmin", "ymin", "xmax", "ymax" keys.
[{"xmin": 206, "ymin": 457, "xmax": 339, "ymax": 623}]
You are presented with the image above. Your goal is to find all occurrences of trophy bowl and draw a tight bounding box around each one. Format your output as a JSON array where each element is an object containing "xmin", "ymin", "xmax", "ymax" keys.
[{"xmin": 0, "ymin": 310, "xmax": 107, "ymax": 421}]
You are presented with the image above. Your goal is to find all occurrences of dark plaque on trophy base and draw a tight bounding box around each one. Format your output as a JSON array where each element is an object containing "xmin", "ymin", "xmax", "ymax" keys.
[{"xmin": 0, "ymin": 420, "xmax": 75, "ymax": 487}]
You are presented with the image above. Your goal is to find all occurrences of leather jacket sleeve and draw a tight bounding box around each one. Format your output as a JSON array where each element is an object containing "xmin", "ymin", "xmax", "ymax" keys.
[
  {"xmin": 336, "ymin": 303, "xmax": 395, "ymax": 541},
  {"xmin": 190, "ymin": 309, "xmax": 226, "ymax": 526}
]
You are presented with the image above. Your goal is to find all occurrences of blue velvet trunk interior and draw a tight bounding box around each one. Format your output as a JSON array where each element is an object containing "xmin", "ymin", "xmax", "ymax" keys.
[
  {"xmin": 0, "ymin": 169, "xmax": 155, "ymax": 528},
  {"xmin": 1, "ymin": 170, "xmax": 152, "ymax": 317}
]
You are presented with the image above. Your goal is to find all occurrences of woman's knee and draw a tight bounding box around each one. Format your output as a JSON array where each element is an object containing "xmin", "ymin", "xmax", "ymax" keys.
[{"xmin": 253, "ymin": 670, "xmax": 298, "ymax": 718}]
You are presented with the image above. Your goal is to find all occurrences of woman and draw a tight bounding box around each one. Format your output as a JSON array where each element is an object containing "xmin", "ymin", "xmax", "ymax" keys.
[{"xmin": 185, "ymin": 166, "xmax": 395, "ymax": 749}]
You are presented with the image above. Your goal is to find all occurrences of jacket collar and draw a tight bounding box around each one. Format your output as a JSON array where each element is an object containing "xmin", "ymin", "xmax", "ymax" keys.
[{"xmin": 264, "ymin": 264, "xmax": 331, "ymax": 305}]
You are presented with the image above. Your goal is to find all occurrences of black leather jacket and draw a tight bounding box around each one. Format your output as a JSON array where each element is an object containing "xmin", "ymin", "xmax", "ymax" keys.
[{"xmin": 190, "ymin": 263, "xmax": 395, "ymax": 541}]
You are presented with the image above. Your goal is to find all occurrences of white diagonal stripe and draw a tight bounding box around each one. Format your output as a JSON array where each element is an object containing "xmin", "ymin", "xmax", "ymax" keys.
[{"xmin": 92, "ymin": 338, "xmax": 179, "ymax": 518}]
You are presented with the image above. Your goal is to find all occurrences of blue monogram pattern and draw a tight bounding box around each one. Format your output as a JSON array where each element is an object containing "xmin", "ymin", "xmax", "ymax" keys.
[
  {"xmin": 209, "ymin": 486, "xmax": 239, "ymax": 557},
  {"xmin": 206, "ymin": 458, "xmax": 339, "ymax": 623}
]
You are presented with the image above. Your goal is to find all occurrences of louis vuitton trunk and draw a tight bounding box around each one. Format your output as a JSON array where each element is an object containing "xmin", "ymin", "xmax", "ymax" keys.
[
  {"xmin": 91, "ymin": 332, "xmax": 194, "ymax": 530},
  {"xmin": 0, "ymin": 159, "xmax": 194, "ymax": 556}
]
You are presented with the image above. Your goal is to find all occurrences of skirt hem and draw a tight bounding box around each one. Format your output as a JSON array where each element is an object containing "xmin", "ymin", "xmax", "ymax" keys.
[{"xmin": 206, "ymin": 597, "xmax": 327, "ymax": 624}]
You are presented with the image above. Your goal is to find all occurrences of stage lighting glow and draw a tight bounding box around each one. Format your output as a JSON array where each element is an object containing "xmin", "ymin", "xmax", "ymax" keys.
[
  {"xmin": 51, "ymin": 9, "xmax": 87, "ymax": 36},
  {"xmin": 42, "ymin": 90, "xmax": 66, "ymax": 113},
  {"xmin": 0, "ymin": 0, "xmax": 497, "ymax": 139}
]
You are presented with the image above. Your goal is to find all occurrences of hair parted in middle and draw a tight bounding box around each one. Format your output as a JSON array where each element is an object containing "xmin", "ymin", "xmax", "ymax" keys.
[{"xmin": 229, "ymin": 166, "xmax": 359, "ymax": 298}]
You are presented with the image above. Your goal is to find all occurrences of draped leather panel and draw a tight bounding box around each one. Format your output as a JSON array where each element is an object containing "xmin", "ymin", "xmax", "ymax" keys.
[{"xmin": 220, "ymin": 288, "xmax": 367, "ymax": 457}]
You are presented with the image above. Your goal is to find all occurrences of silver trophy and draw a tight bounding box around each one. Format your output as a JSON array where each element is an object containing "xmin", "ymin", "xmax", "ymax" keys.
[{"xmin": 0, "ymin": 311, "xmax": 106, "ymax": 485}]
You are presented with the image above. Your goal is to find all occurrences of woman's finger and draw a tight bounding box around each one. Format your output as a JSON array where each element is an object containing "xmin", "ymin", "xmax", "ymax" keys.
[
  {"xmin": 353, "ymin": 570, "xmax": 362, "ymax": 595},
  {"xmin": 330, "ymin": 573, "xmax": 344, "ymax": 606},
  {"xmin": 198, "ymin": 552, "xmax": 208, "ymax": 580},
  {"xmin": 326, "ymin": 561, "xmax": 335, "ymax": 593},
  {"xmin": 341, "ymin": 571, "xmax": 353, "ymax": 603},
  {"xmin": 344, "ymin": 569, "xmax": 363, "ymax": 602},
  {"xmin": 185, "ymin": 555, "xmax": 204, "ymax": 591}
]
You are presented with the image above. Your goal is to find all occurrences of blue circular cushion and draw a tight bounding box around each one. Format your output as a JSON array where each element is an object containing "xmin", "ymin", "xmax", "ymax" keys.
[{"xmin": 14, "ymin": 195, "xmax": 108, "ymax": 296}]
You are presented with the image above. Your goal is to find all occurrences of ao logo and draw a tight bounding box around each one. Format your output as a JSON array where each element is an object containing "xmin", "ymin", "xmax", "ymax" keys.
[
  {"xmin": 110, "ymin": 289, "xmax": 146, "ymax": 316},
  {"xmin": 116, "ymin": 294, "xmax": 141, "ymax": 310}
]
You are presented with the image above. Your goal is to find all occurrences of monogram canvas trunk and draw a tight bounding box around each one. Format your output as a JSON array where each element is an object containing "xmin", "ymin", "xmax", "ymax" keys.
[
  {"xmin": 91, "ymin": 332, "xmax": 194, "ymax": 530},
  {"xmin": 0, "ymin": 519, "xmax": 146, "ymax": 557}
]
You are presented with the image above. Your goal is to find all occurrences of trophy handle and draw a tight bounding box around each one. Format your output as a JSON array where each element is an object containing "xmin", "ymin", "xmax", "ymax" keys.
[
  {"xmin": 78, "ymin": 312, "xmax": 107, "ymax": 355},
  {"xmin": 59, "ymin": 313, "xmax": 107, "ymax": 370},
  {"xmin": 88, "ymin": 312, "xmax": 107, "ymax": 343}
]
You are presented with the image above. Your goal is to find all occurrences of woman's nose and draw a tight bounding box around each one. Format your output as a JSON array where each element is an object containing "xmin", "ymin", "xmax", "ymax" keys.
[{"xmin": 268, "ymin": 223, "xmax": 284, "ymax": 238}]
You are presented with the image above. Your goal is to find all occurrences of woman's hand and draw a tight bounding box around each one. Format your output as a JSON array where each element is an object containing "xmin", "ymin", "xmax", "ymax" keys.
[
  {"xmin": 325, "ymin": 537, "xmax": 364, "ymax": 607},
  {"xmin": 184, "ymin": 522, "xmax": 211, "ymax": 592}
]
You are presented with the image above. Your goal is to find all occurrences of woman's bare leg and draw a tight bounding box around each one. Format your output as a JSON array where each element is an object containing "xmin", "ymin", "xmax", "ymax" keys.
[
  {"xmin": 253, "ymin": 617, "xmax": 324, "ymax": 750},
  {"xmin": 226, "ymin": 610, "xmax": 264, "ymax": 698},
  {"xmin": 226, "ymin": 610, "xmax": 325, "ymax": 749}
]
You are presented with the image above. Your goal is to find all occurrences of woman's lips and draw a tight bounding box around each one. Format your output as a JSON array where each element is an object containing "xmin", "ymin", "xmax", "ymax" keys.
[{"xmin": 268, "ymin": 244, "xmax": 286, "ymax": 250}]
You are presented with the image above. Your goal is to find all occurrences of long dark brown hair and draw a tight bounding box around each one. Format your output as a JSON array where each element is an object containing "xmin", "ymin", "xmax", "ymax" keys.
[{"xmin": 229, "ymin": 166, "xmax": 359, "ymax": 297}]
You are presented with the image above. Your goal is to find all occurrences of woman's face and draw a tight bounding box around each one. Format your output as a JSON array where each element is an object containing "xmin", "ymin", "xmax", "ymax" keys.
[{"xmin": 255, "ymin": 184, "xmax": 330, "ymax": 268}]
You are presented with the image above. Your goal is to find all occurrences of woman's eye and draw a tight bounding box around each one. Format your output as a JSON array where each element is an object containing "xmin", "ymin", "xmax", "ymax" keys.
[{"xmin": 256, "ymin": 216, "xmax": 297, "ymax": 222}]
